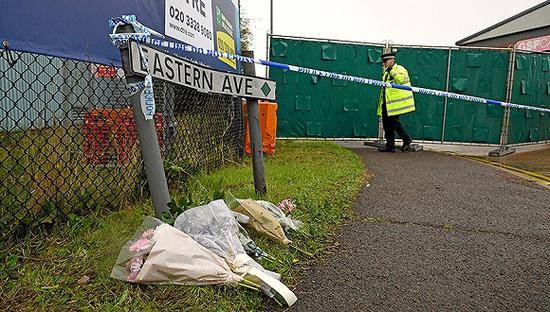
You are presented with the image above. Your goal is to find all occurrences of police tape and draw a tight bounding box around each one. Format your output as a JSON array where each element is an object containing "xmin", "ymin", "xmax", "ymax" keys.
[
  {"xmin": 127, "ymin": 80, "xmax": 145, "ymax": 95},
  {"xmin": 109, "ymin": 15, "xmax": 165, "ymax": 39},
  {"xmin": 109, "ymin": 15, "xmax": 550, "ymax": 114},
  {"xmin": 110, "ymin": 16, "xmax": 156, "ymax": 120}
]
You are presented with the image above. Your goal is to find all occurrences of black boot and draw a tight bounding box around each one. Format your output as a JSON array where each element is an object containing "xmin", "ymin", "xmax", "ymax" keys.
[{"xmin": 400, "ymin": 141, "xmax": 412, "ymax": 152}]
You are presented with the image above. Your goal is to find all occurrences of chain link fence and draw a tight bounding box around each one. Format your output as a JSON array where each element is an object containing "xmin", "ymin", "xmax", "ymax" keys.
[{"xmin": 0, "ymin": 49, "xmax": 244, "ymax": 240}]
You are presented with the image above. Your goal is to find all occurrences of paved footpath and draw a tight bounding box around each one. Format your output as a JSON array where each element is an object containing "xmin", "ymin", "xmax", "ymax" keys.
[{"xmin": 279, "ymin": 148, "xmax": 550, "ymax": 312}]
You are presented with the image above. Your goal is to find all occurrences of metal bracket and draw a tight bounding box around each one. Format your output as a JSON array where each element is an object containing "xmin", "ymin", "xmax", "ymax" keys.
[
  {"xmin": 488, "ymin": 146, "xmax": 516, "ymax": 157},
  {"xmin": 1, "ymin": 40, "xmax": 18, "ymax": 67},
  {"xmin": 407, "ymin": 144, "xmax": 424, "ymax": 152},
  {"xmin": 364, "ymin": 140, "xmax": 423, "ymax": 152},
  {"xmin": 364, "ymin": 139, "xmax": 386, "ymax": 149}
]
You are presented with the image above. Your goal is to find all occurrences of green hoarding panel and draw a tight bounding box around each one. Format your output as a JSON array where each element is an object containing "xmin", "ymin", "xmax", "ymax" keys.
[
  {"xmin": 443, "ymin": 49, "xmax": 508, "ymax": 144},
  {"xmin": 270, "ymin": 37, "xmax": 382, "ymax": 138},
  {"xmin": 508, "ymin": 53, "xmax": 550, "ymax": 144},
  {"xmin": 271, "ymin": 37, "xmax": 546, "ymax": 145},
  {"xmin": 393, "ymin": 47, "xmax": 449, "ymax": 141}
]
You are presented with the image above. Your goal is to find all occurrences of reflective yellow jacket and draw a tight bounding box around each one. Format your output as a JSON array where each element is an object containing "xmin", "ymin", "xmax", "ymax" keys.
[{"xmin": 377, "ymin": 64, "xmax": 415, "ymax": 116}]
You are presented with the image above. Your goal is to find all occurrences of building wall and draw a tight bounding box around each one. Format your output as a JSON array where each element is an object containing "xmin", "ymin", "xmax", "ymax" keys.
[
  {"xmin": 460, "ymin": 26, "xmax": 550, "ymax": 48},
  {"xmin": 467, "ymin": 5, "xmax": 550, "ymax": 44}
]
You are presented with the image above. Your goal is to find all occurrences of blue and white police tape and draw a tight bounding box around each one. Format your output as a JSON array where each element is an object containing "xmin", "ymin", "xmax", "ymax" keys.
[
  {"xmin": 109, "ymin": 15, "xmax": 165, "ymax": 39},
  {"xmin": 109, "ymin": 15, "xmax": 550, "ymax": 114},
  {"xmin": 110, "ymin": 16, "xmax": 157, "ymax": 120},
  {"xmin": 127, "ymin": 80, "xmax": 145, "ymax": 95}
]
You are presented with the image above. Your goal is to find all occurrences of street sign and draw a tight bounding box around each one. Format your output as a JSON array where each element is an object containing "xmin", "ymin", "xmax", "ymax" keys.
[{"xmin": 129, "ymin": 41, "xmax": 276, "ymax": 100}]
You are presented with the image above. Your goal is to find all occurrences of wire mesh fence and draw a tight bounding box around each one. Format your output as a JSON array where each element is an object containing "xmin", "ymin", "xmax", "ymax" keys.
[{"xmin": 0, "ymin": 49, "xmax": 244, "ymax": 241}]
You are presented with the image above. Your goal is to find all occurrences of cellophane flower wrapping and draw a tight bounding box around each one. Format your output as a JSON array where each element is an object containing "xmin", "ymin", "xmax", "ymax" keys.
[{"xmin": 111, "ymin": 216, "xmax": 242, "ymax": 286}]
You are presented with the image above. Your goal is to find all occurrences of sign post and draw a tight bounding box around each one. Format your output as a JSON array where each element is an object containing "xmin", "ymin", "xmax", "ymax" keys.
[
  {"xmin": 117, "ymin": 25, "xmax": 171, "ymax": 218},
  {"xmin": 242, "ymin": 51, "xmax": 267, "ymax": 195},
  {"xmin": 124, "ymin": 40, "xmax": 274, "ymax": 199}
]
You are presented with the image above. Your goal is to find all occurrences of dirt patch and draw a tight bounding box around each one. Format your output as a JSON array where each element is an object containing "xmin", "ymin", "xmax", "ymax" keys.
[{"xmin": 487, "ymin": 146, "xmax": 550, "ymax": 177}]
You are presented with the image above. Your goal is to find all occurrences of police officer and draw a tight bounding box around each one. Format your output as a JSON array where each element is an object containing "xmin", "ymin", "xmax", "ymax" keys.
[{"xmin": 377, "ymin": 52, "xmax": 415, "ymax": 152}]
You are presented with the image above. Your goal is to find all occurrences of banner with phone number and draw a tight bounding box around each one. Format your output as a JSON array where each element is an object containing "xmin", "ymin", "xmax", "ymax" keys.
[
  {"xmin": 164, "ymin": 0, "xmax": 240, "ymax": 70},
  {"xmin": 0, "ymin": 0, "xmax": 240, "ymax": 72}
]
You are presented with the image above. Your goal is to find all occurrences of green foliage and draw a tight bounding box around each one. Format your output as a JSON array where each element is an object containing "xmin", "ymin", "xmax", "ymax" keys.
[
  {"xmin": 211, "ymin": 178, "xmax": 226, "ymax": 201},
  {"xmin": 240, "ymin": 11, "xmax": 253, "ymax": 52},
  {"xmin": 0, "ymin": 141, "xmax": 365, "ymax": 311},
  {"xmin": 162, "ymin": 192, "xmax": 195, "ymax": 225},
  {"xmin": 161, "ymin": 175, "xmax": 226, "ymax": 225},
  {"xmin": 0, "ymin": 126, "xmax": 141, "ymax": 239}
]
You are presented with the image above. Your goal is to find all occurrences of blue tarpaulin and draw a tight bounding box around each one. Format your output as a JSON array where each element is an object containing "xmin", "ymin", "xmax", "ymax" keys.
[{"xmin": 0, "ymin": 0, "xmax": 240, "ymax": 72}]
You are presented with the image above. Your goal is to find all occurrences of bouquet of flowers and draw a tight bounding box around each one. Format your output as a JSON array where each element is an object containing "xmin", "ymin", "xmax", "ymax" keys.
[
  {"xmin": 258, "ymin": 199, "xmax": 303, "ymax": 232},
  {"xmin": 225, "ymin": 193, "xmax": 291, "ymax": 245},
  {"xmin": 126, "ymin": 228, "xmax": 155, "ymax": 281},
  {"xmin": 174, "ymin": 200, "xmax": 297, "ymax": 306},
  {"xmin": 278, "ymin": 198, "xmax": 296, "ymax": 214},
  {"xmin": 111, "ymin": 217, "xmax": 247, "ymax": 287}
]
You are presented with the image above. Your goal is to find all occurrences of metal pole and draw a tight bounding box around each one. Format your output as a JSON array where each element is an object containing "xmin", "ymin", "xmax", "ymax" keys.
[
  {"xmin": 270, "ymin": 0, "xmax": 273, "ymax": 35},
  {"xmin": 440, "ymin": 47, "xmax": 452, "ymax": 143},
  {"xmin": 266, "ymin": 0, "xmax": 274, "ymax": 79},
  {"xmin": 116, "ymin": 24, "xmax": 171, "ymax": 217},
  {"xmin": 266, "ymin": 33, "xmax": 271, "ymax": 79},
  {"xmin": 242, "ymin": 50, "xmax": 267, "ymax": 195},
  {"xmin": 502, "ymin": 47, "xmax": 516, "ymax": 147},
  {"xmin": 489, "ymin": 47, "xmax": 516, "ymax": 157},
  {"xmin": 265, "ymin": 0, "xmax": 273, "ymax": 78},
  {"xmin": 238, "ymin": 0, "xmax": 243, "ymax": 74}
]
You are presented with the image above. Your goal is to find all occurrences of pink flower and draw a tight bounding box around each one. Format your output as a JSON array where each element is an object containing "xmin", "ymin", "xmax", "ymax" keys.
[
  {"xmin": 127, "ymin": 255, "xmax": 144, "ymax": 281},
  {"xmin": 129, "ymin": 238, "xmax": 151, "ymax": 252},
  {"xmin": 141, "ymin": 229, "xmax": 155, "ymax": 239},
  {"xmin": 278, "ymin": 198, "xmax": 296, "ymax": 213},
  {"xmin": 127, "ymin": 270, "xmax": 139, "ymax": 281}
]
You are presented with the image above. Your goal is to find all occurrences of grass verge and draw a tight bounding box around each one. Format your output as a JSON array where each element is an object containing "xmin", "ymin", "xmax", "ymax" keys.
[{"xmin": 0, "ymin": 140, "xmax": 365, "ymax": 311}]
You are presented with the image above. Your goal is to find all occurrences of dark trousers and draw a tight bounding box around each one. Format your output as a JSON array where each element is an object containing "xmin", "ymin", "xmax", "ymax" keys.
[{"xmin": 382, "ymin": 104, "xmax": 411, "ymax": 148}]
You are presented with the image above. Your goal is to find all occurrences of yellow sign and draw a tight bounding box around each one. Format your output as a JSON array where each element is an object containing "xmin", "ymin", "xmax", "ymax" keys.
[{"xmin": 216, "ymin": 31, "xmax": 236, "ymax": 69}]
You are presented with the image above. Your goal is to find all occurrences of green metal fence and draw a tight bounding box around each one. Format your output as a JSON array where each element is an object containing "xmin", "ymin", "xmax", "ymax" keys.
[
  {"xmin": 392, "ymin": 47, "xmax": 450, "ymax": 142},
  {"xmin": 269, "ymin": 35, "xmax": 550, "ymax": 146},
  {"xmin": 270, "ymin": 38, "xmax": 382, "ymax": 139},
  {"xmin": 508, "ymin": 52, "xmax": 550, "ymax": 144}
]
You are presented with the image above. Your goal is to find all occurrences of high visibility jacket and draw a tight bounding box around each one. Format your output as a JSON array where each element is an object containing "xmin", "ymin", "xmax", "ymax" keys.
[{"xmin": 377, "ymin": 64, "xmax": 415, "ymax": 117}]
